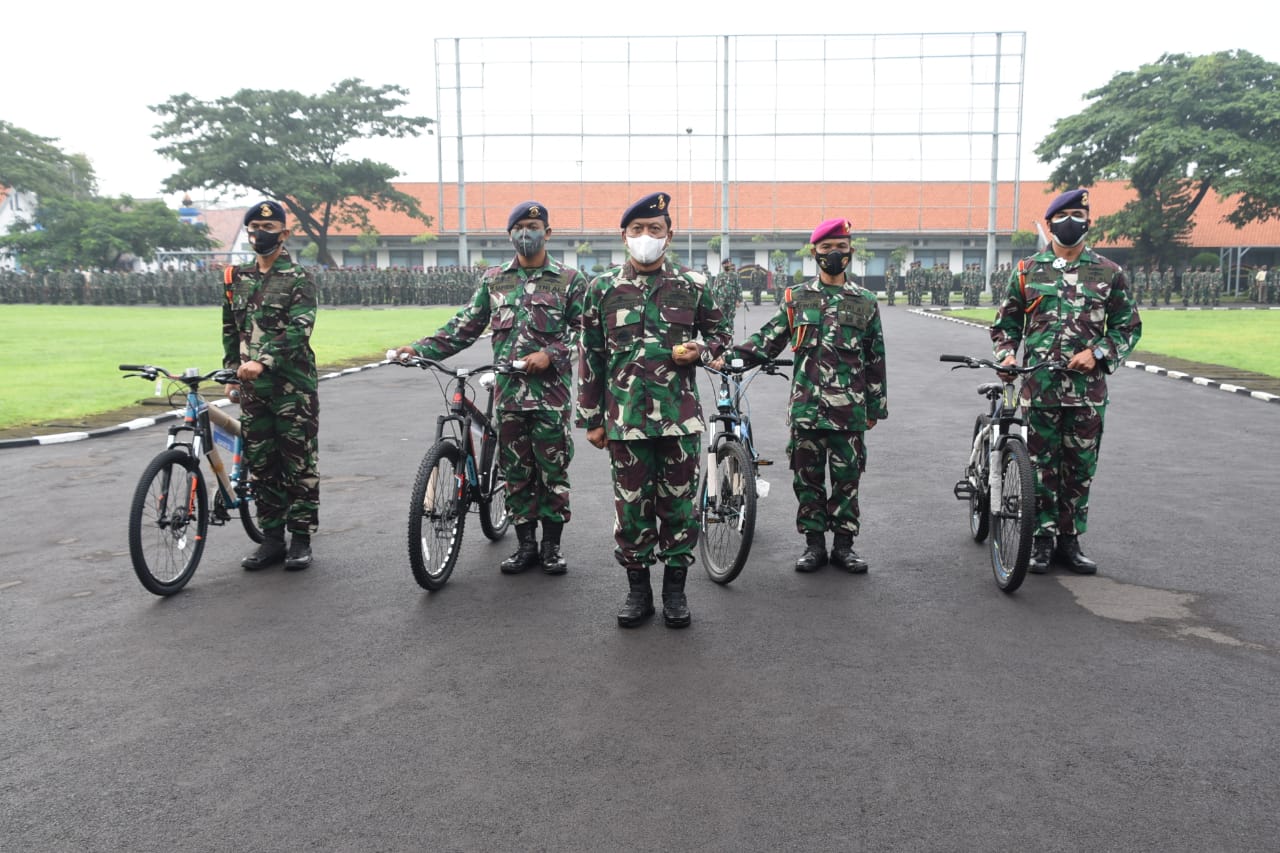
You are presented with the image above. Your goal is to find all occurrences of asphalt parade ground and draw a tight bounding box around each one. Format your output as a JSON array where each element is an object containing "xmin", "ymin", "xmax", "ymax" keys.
[{"xmin": 3, "ymin": 306, "xmax": 1278, "ymax": 851}]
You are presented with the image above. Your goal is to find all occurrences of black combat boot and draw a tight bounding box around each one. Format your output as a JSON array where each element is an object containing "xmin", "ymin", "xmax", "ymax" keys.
[
  {"xmin": 1028, "ymin": 536, "xmax": 1054, "ymax": 574},
  {"xmin": 661, "ymin": 565, "xmax": 692, "ymax": 629},
  {"xmin": 829, "ymin": 533, "xmax": 869, "ymax": 574},
  {"xmin": 242, "ymin": 529, "xmax": 286, "ymax": 571},
  {"xmin": 617, "ymin": 569, "xmax": 655, "ymax": 628},
  {"xmin": 794, "ymin": 532, "xmax": 828, "ymax": 573},
  {"xmin": 540, "ymin": 520, "xmax": 567, "ymax": 575},
  {"xmin": 500, "ymin": 522, "xmax": 539, "ymax": 574},
  {"xmin": 284, "ymin": 532, "xmax": 312, "ymax": 571},
  {"xmin": 1055, "ymin": 535, "xmax": 1098, "ymax": 575}
]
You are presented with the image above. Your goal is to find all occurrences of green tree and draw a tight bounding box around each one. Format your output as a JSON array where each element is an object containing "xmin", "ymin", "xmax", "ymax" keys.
[
  {"xmin": 1036, "ymin": 50, "xmax": 1280, "ymax": 266},
  {"xmin": 151, "ymin": 79, "xmax": 433, "ymax": 267},
  {"xmin": 0, "ymin": 195, "xmax": 213, "ymax": 271},
  {"xmin": 706, "ymin": 235, "xmax": 722, "ymax": 253},
  {"xmin": 0, "ymin": 121, "xmax": 95, "ymax": 198},
  {"xmin": 1010, "ymin": 230, "xmax": 1038, "ymax": 251}
]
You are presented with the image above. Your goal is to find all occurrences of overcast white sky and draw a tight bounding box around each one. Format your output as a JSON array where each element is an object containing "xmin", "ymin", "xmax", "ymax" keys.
[{"xmin": 5, "ymin": 0, "xmax": 1274, "ymax": 204}]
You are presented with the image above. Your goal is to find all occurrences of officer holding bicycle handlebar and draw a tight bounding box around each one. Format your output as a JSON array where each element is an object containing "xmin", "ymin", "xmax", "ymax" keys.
[
  {"xmin": 395, "ymin": 201, "xmax": 587, "ymax": 577},
  {"xmin": 993, "ymin": 189, "xmax": 1142, "ymax": 574},
  {"xmin": 729, "ymin": 217, "xmax": 888, "ymax": 575}
]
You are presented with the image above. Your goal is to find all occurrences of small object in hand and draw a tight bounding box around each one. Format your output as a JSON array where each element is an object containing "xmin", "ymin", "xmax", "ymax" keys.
[{"xmin": 673, "ymin": 344, "xmax": 688, "ymax": 358}]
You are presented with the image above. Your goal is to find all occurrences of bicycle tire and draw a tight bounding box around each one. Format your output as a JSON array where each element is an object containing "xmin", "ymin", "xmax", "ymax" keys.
[
  {"xmin": 237, "ymin": 480, "xmax": 265, "ymax": 544},
  {"xmin": 990, "ymin": 438, "xmax": 1035, "ymax": 593},
  {"xmin": 408, "ymin": 442, "xmax": 467, "ymax": 591},
  {"xmin": 697, "ymin": 439, "xmax": 757, "ymax": 584},
  {"xmin": 477, "ymin": 433, "xmax": 510, "ymax": 541},
  {"xmin": 127, "ymin": 449, "xmax": 208, "ymax": 596},
  {"xmin": 969, "ymin": 417, "xmax": 991, "ymax": 543}
]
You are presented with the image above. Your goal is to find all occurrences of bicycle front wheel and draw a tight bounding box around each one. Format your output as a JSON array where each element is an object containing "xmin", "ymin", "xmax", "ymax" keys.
[
  {"xmin": 128, "ymin": 449, "xmax": 209, "ymax": 596},
  {"xmin": 408, "ymin": 442, "xmax": 467, "ymax": 590},
  {"xmin": 236, "ymin": 480, "xmax": 265, "ymax": 544},
  {"xmin": 697, "ymin": 439, "xmax": 757, "ymax": 584},
  {"xmin": 969, "ymin": 417, "xmax": 990, "ymax": 543},
  {"xmin": 990, "ymin": 438, "xmax": 1035, "ymax": 593},
  {"xmin": 477, "ymin": 434, "xmax": 509, "ymax": 541}
]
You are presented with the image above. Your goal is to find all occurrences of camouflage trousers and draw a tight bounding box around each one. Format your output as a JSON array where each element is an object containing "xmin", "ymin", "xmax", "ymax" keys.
[
  {"xmin": 497, "ymin": 410, "xmax": 573, "ymax": 525},
  {"xmin": 242, "ymin": 378, "xmax": 320, "ymax": 535},
  {"xmin": 607, "ymin": 434, "xmax": 702, "ymax": 571},
  {"xmin": 1025, "ymin": 405, "xmax": 1105, "ymax": 537},
  {"xmin": 788, "ymin": 428, "xmax": 866, "ymax": 536}
]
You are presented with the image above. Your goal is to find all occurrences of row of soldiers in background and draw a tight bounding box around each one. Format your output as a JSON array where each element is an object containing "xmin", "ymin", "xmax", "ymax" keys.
[
  {"xmin": 1129, "ymin": 267, "xmax": 1224, "ymax": 308},
  {"xmin": 901, "ymin": 261, "xmax": 967, "ymax": 307},
  {"xmin": 0, "ymin": 267, "xmax": 486, "ymax": 307}
]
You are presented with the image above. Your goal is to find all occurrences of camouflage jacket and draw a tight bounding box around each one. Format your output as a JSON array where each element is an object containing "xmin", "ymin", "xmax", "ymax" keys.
[
  {"xmin": 413, "ymin": 255, "xmax": 587, "ymax": 412},
  {"xmin": 222, "ymin": 250, "xmax": 317, "ymax": 391},
  {"xmin": 992, "ymin": 248, "xmax": 1142, "ymax": 408},
  {"xmin": 577, "ymin": 259, "xmax": 730, "ymax": 439},
  {"xmin": 713, "ymin": 271, "xmax": 740, "ymax": 309},
  {"xmin": 732, "ymin": 278, "xmax": 888, "ymax": 432}
]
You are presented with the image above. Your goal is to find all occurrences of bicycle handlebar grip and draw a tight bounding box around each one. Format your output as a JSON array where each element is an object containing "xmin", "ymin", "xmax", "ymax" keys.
[
  {"xmin": 119, "ymin": 364, "xmax": 147, "ymax": 371},
  {"xmin": 938, "ymin": 354, "xmax": 969, "ymax": 363},
  {"xmin": 773, "ymin": 358, "xmax": 794, "ymax": 366}
]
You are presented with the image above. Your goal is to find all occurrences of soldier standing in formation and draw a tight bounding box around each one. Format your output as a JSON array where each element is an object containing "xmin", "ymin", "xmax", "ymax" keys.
[
  {"xmin": 906, "ymin": 260, "xmax": 923, "ymax": 306},
  {"xmin": 1255, "ymin": 265, "xmax": 1271, "ymax": 304},
  {"xmin": 396, "ymin": 202, "xmax": 586, "ymax": 575},
  {"xmin": 884, "ymin": 263, "xmax": 898, "ymax": 306},
  {"xmin": 714, "ymin": 260, "xmax": 741, "ymax": 340},
  {"xmin": 1131, "ymin": 266, "xmax": 1148, "ymax": 307},
  {"xmin": 578, "ymin": 192, "xmax": 730, "ymax": 629},
  {"xmin": 730, "ymin": 217, "xmax": 888, "ymax": 575},
  {"xmin": 993, "ymin": 189, "xmax": 1142, "ymax": 575},
  {"xmin": 224, "ymin": 200, "xmax": 320, "ymax": 572}
]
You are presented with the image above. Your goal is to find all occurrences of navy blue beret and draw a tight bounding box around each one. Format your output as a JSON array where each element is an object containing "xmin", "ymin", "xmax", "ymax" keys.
[
  {"xmin": 244, "ymin": 200, "xmax": 287, "ymax": 226},
  {"xmin": 507, "ymin": 201, "xmax": 549, "ymax": 232},
  {"xmin": 1045, "ymin": 189, "xmax": 1090, "ymax": 219},
  {"xmin": 620, "ymin": 192, "xmax": 672, "ymax": 228}
]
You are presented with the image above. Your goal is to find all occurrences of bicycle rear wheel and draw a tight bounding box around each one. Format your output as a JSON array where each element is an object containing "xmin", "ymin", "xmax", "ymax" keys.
[
  {"xmin": 128, "ymin": 449, "xmax": 208, "ymax": 596},
  {"xmin": 990, "ymin": 438, "xmax": 1035, "ymax": 593},
  {"xmin": 477, "ymin": 434, "xmax": 509, "ymax": 541},
  {"xmin": 697, "ymin": 439, "xmax": 756, "ymax": 584},
  {"xmin": 408, "ymin": 442, "xmax": 467, "ymax": 590}
]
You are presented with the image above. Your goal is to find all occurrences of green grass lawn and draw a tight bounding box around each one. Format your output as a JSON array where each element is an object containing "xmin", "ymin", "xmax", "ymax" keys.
[
  {"xmin": 0, "ymin": 305, "xmax": 458, "ymax": 429},
  {"xmin": 945, "ymin": 308, "xmax": 1280, "ymax": 377}
]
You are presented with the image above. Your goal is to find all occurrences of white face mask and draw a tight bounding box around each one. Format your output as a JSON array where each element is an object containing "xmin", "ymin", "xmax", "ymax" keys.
[{"xmin": 626, "ymin": 234, "xmax": 667, "ymax": 265}]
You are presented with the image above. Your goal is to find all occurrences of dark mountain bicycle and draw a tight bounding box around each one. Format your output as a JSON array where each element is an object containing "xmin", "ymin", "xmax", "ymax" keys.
[
  {"xmin": 119, "ymin": 364, "xmax": 263, "ymax": 596},
  {"xmin": 388, "ymin": 352, "xmax": 523, "ymax": 591},
  {"xmin": 696, "ymin": 355, "xmax": 792, "ymax": 584},
  {"xmin": 939, "ymin": 354, "xmax": 1066, "ymax": 593}
]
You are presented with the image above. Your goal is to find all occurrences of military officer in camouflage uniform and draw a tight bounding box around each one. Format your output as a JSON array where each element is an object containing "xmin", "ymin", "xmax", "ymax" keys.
[
  {"xmin": 714, "ymin": 260, "xmax": 740, "ymax": 339},
  {"xmin": 993, "ymin": 189, "xmax": 1142, "ymax": 575},
  {"xmin": 577, "ymin": 192, "xmax": 730, "ymax": 629},
  {"xmin": 906, "ymin": 260, "xmax": 923, "ymax": 306},
  {"xmin": 731, "ymin": 217, "xmax": 888, "ymax": 575},
  {"xmin": 1131, "ymin": 266, "xmax": 1148, "ymax": 307},
  {"xmin": 224, "ymin": 200, "xmax": 320, "ymax": 571},
  {"xmin": 884, "ymin": 263, "xmax": 898, "ymax": 306},
  {"xmin": 396, "ymin": 202, "xmax": 586, "ymax": 575}
]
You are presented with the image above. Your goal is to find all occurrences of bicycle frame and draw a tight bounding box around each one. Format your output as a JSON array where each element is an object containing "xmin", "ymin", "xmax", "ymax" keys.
[
  {"xmin": 701, "ymin": 357, "xmax": 791, "ymax": 498},
  {"xmin": 432, "ymin": 372, "xmax": 500, "ymax": 501}
]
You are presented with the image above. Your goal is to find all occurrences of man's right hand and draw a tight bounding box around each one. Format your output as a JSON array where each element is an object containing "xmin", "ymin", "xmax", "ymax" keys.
[
  {"xmin": 586, "ymin": 427, "xmax": 607, "ymax": 449},
  {"xmin": 392, "ymin": 346, "xmax": 417, "ymax": 361},
  {"xmin": 997, "ymin": 355, "xmax": 1018, "ymax": 382}
]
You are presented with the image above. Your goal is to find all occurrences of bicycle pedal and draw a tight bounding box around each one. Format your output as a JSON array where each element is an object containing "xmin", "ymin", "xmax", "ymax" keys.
[
  {"xmin": 755, "ymin": 458, "xmax": 774, "ymax": 466},
  {"xmin": 953, "ymin": 481, "xmax": 976, "ymax": 500}
]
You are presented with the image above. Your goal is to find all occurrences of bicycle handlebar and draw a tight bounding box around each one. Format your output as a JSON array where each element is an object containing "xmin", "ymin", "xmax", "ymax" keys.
[
  {"xmin": 938, "ymin": 354, "xmax": 1069, "ymax": 375},
  {"xmin": 119, "ymin": 364, "xmax": 240, "ymax": 386},
  {"xmin": 384, "ymin": 351, "xmax": 527, "ymax": 376},
  {"xmin": 703, "ymin": 355, "xmax": 793, "ymax": 377}
]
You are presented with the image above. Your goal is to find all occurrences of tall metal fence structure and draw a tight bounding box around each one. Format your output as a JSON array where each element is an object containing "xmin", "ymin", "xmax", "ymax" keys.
[{"xmin": 433, "ymin": 33, "xmax": 1026, "ymax": 275}]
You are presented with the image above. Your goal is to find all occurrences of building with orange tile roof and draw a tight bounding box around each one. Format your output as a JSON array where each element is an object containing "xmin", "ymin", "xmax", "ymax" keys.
[{"xmin": 316, "ymin": 180, "xmax": 1278, "ymax": 289}]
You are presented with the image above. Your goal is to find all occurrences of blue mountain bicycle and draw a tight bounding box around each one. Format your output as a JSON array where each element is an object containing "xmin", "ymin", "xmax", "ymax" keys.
[
  {"xmin": 120, "ymin": 365, "xmax": 263, "ymax": 596},
  {"xmin": 697, "ymin": 356, "xmax": 792, "ymax": 584}
]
